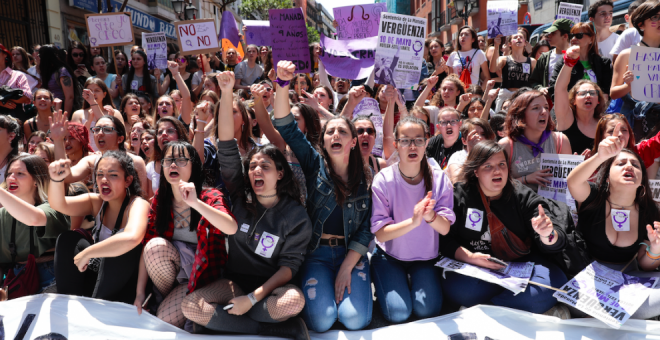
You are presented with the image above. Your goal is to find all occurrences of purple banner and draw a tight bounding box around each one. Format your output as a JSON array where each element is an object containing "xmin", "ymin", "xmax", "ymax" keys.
[
  {"xmin": 333, "ymin": 3, "xmax": 387, "ymax": 40},
  {"xmin": 243, "ymin": 20, "xmax": 270, "ymax": 46},
  {"xmin": 319, "ymin": 33, "xmax": 376, "ymax": 80},
  {"xmin": 269, "ymin": 8, "xmax": 310, "ymax": 73},
  {"xmin": 218, "ymin": 11, "xmax": 240, "ymax": 48}
]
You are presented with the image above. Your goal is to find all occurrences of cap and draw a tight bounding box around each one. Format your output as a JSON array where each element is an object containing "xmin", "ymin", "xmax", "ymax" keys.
[{"xmin": 544, "ymin": 19, "xmax": 574, "ymax": 33}]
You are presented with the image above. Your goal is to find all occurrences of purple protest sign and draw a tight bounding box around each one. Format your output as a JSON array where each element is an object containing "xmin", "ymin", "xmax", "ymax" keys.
[
  {"xmin": 243, "ymin": 20, "xmax": 270, "ymax": 46},
  {"xmin": 319, "ymin": 33, "xmax": 376, "ymax": 80},
  {"xmin": 269, "ymin": 8, "xmax": 310, "ymax": 73},
  {"xmin": 333, "ymin": 4, "xmax": 387, "ymax": 40},
  {"xmin": 218, "ymin": 11, "xmax": 240, "ymax": 48}
]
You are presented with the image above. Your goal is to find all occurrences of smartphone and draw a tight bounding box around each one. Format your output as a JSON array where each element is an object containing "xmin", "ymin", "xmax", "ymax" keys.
[
  {"xmin": 223, "ymin": 304, "xmax": 234, "ymax": 310},
  {"xmin": 487, "ymin": 257, "xmax": 507, "ymax": 266},
  {"xmin": 78, "ymin": 64, "xmax": 86, "ymax": 68}
]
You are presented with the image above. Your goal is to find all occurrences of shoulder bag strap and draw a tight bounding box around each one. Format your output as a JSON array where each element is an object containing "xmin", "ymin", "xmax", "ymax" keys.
[
  {"xmin": 111, "ymin": 195, "xmax": 132, "ymax": 236},
  {"xmin": 9, "ymin": 218, "xmax": 17, "ymax": 265}
]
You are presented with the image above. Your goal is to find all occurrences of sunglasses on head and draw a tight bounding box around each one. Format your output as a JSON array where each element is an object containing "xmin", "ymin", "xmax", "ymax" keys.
[
  {"xmin": 570, "ymin": 33, "xmax": 592, "ymax": 40},
  {"xmin": 72, "ymin": 53, "xmax": 84, "ymax": 58},
  {"xmin": 357, "ymin": 127, "xmax": 375, "ymax": 135}
]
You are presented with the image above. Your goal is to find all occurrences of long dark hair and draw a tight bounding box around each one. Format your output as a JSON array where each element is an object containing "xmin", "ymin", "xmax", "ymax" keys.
[
  {"xmin": 154, "ymin": 142, "xmax": 204, "ymax": 233},
  {"xmin": 426, "ymin": 37, "xmax": 443, "ymax": 63},
  {"xmin": 93, "ymin": 150, "xmax": 143, "ymax": 198},
  {"xmin": 581, "ymin": 148, "xmax": 660, "ymax": 225},
  {"xmin": 82, "ymin": 78, "xmax": 115, "ymax": 110},
  {"xmin": 460, "ymin": 140, "xmax": 514, "ymax": 200},
  {"xmin": 394, "ymin": 116, "xmax": 433, "ymax": 193},
  {"xmin": 243, "ymin": 144, "xmax": 303, "ymax": 212},
  {"xmin": 3, "ymin": 155, "xmax": 49, "ymax": 205},
  {"xmin": 125, "ymin": 50, "xmax": 154, "ymax": 104},
  {"xmin": 319, "ymin": 117, "xmax": 372, "ymax": 205},
  {"xmin": 0, "ymin": 115, "xmax": 21, "ymax": 162},
  {"xmin": 97, "ymin": 115, "xmax": 127, "ymax": 151},
  {"xmin": 293, "ymin": 103, "xmax": 321, "ymax": 149},
  {"xmin": 38, "ymin": 45, "xmax": 78, "ymax": 94},
  {"xmin": 455, "ymin": 26, "xmax": 480, "ymax": 51},
  {"xmin": 66, "ymin": 41, "xmax": 89, "ymax": 70},
  {"xmin": 107, "ymin": 50, "xmax": 128, "ymax": 76},
  {"xmin": 155, "ymin": 116, "xmax": 190, "ymax": 162},
  {"xmin": 212, "ymin": 98, "xmax": 252, "ymax": 151},
  {"xmin": 120, "ymin": 93, "xmax": 146, "ymax": 121}
]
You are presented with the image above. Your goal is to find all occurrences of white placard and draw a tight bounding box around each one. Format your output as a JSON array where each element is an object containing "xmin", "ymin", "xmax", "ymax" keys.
[
  {"xmin": 557, "ymin": 3, "xmax": 584, "ymax": 25},
  {"xmin": 175, "ymin": 19, "xmax": 221, "ymax": 56},
  {"xmin": 537, "ymin": 153, "xmax": 584, "ymax": 225},
  {"xmin": 650, "ymin": 180, "xmax": 660, "ymax": 204},
  {"xmin": 352, "ymin": 98, "xmax": 383, "ymax": 157},
  {"xmin": 435, "ymin": 257, "xmax": 535, "ymax": 295},
  {"xmin": 554, "ymin": 261, "xmax": 659, "ymax": 329},
  {"xmin": 142, "ymin": 32, "xmax": 167, "ymax": 70},
  {"xmin": 487, "ymin": 1, "xmax": 518, "ymax": 39},
  {"xmin": 85, "ymin": 12, "xmax": 135, "ymax": 47},
  {"xmin": 630, "ymin": 45, "xmax": 660, "ymax": 103},
  {"xmin": 374, "ymin": 12, "xmax": 426, "ymax": 89}
]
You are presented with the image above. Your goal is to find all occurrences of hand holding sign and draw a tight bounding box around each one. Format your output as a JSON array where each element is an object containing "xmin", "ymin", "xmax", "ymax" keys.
[
  {"xmin": 526, "ymin": 167, "xmax": 553, "ymax": 186},
  {"xmin": 597, "ymin": 123, "xmax": 624, "ymax": 161},
  {"xmin": 531, "ymin": 204, "xmax": 554, "ymax": 239},
  {"xmin": 623, "ymin": 65, "xmax": 634, "ymax": 86},
  {"xmin": 276, "ymin": 61, "xmax": 296, "ymax": 82},
  {"xmin": 384, "ymin": 85, "xmax": 397, "ymax": 104},
  {"xmin": 493, "ymin": 35, "xmax": 503, "ymax": 46},
  {"xmin": 216, "ymin": 72, "xmax": 235, "ymax": 92}
]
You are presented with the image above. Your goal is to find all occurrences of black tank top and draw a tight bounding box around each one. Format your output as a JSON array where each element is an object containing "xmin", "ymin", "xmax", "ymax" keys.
[
  {"xmin": 562, "ymin": 119, "xmax": 594, "ymax": 154},
  {"xmin": 501, "ymin": 56, "xmax": 532, "ymax": 89}
]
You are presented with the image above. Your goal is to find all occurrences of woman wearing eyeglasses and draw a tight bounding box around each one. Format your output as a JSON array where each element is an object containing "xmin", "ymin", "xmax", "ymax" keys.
[
  {"xmin": 134, "ymin": 141, "xmax": 237, "ymax": 327},
  {"xmin": 371, "ymin": 116, "xmax": 454, "ymax": 324},
  {"xmin": 71, "ymin": 78, "xmax": 124, "ymax": 152},
  {"xmin": 426, "ymin": 107, "xmax": 464, "ymax": 169},
  {"xmin": 553, "ymin": 43, "xmax": 609, "ymax": 156},
  {"xmin": 49, "ymin": 111, "xmax": 148, "ymax": 198}
]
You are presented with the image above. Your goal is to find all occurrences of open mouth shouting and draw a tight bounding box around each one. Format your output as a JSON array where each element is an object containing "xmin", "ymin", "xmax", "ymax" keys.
[
  {"xmin": 65, "ymin": 144, "xmax": 73, "ymax": 152},
  {"xmin": 408, "ymin": 151, "xmax": 419, "ymax": 160},
  {"xmin": 253, "ymin": 178, "xmax": 264, "ymax": 188},
  {"xmin": 622, "ymin": 170, "xmax": 635, "ymax": 182},
  {"xmin": 169, "ymin": 168, "xmax": 180, "ymax": 180},
  {"xmin": 492, "ymin": 176, "xmax": 503, "ymax": 184},
  {"xmin": 445, "ymin": 126, "xmax": 454, "ymax": 136},
  {"xmin": 360, "ymin": 138, "xmax": 371, "ymax": 152},
  {"xmin": 330, "ymin": 140, "xmax": 343, "ymax": 151},
  {"xmin": 538, "ymin": 117, "xmax": 547, "ymax": 126},
  {"xmin": 100, "ymin": 184, "xmax": 112, "ymax": 196},
  {"xmin": 97, "ymin": 137, "xmax": 106, "ymax": 149},
  {"xmin": 7, "ymin": 182, "xmax": 18, "ymax": 192}
]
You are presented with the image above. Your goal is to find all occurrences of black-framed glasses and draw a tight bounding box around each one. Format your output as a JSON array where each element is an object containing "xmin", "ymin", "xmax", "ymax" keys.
[
  {"xmin": 162, "ymin": 157, "xmax": 190, "ymax": 167},
  {"xmin": 650, "ymin": 15, "xmax": 660, "ymax": 23},
  {"xmin": 91, "ymin": 126, "xmax": 117, "ymax": 134},
  {"xmin": 72, "ymin": 52, "xmax": 85, "ymax": 58},
  {"xmin": 396, "ymin": 138, "xmax": 426, "ymax": 147},
  {"xmin": 357, "ymin": 127, "xmax": 375, "ymax": 136},
  {"xmin": 570, "ymin": 33, "xmax": 592, "ymax": 40},
  {"xmin": 439, "ymin": 119, "xmax": 460, "ymax": 127}
]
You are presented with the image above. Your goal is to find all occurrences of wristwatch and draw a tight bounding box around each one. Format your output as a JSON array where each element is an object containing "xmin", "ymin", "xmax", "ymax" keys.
[{"xmin": 247, "ymin": 292, "xmax": 258, "ymax": 306}]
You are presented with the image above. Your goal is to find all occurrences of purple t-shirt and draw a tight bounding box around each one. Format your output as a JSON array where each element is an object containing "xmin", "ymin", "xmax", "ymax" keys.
[
  {"xmin": 371, "ymin": 163, "xmax": 456, "ymax": 261},
  {"xmin": 48, "ymin": 67, "xmax": 71, "ymax": 102}
]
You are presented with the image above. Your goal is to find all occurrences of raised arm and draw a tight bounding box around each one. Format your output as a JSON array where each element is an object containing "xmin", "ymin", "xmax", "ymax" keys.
[
  {"xmin": 382, "ymin": 85, "xmax": 397, "ymax": 160},
  {"xmin": 340, "ymin": 86, "xmax": 368, "ymax": 119},
  {"xmin": 47, "ymin": 159, "xmax": 97, "ymax": 217},
  {"xmin": 567, "ymin": 124, "xmax": 624, "ymax": 204},
  {"xmin": 610, "ymin": 49, "xmax": 633, "ymax": 100},
  {"xmin": 299, "ymin": 90, "xmax": 334, "ymax": 120},
  {"xmin": 0, "ymin": 188, "xmax": 47, "ymax": 226},
  {"xmin": 179, "ymin": 181, "xmax": 237, "ymax": 235},
  {"xmin": 415, "ymin": 75, "xmax": 438, "ymax": 108},
  {"xmin": 216, "ymin": 71, "xmax": 236, "ymax": 141},
  {"xmin": 250, "ymin": 84, "xmax": 286, "ymax": 150},
  {"xmin": 168, "ymin": 61, "xmax": 193, "ymax": 125},
  {"xmin": 489, "ymin": 36, "xmax": 505, "ymax": 73},
  {"xmin": 554, "ymin": 46, "xmax": 578, "ymax": 131},
  {"xmin": 49, "ymin": 110, "xmax": 69, "ymax": 161},
  {"xmin": 482, "ymin": 87, "xmax": 499, "ymax": 121},
  {"xmin": 318, "ymin": 59, "xmax": 332, "ymax": 90}
]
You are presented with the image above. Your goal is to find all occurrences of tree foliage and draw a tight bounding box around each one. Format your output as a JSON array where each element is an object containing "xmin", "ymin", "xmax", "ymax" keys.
[
  {"xmin": 306, "ymin": 23, "xmax": 320, "ymax": 43},
  {"xmin": 239, "ymin": 0, "xmax": 293, "ymax": 20}
]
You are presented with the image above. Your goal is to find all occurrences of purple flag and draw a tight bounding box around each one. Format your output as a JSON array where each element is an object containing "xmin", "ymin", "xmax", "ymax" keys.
[
  {"xmin": 269, "ymin": 8, "xmax": 310, "ymax": 73},
  {"xmin": 218, "ymin": 11, "xmax": 240, "ymax": 47},
  {"xmin": 333, "ymin": 3, "xmax": 387, "ymax": 40},
  {"xmin": 243, "ymin": 20, "xmax": 270, "ymax": 46},
  {"xmin": 319, "ymin": 33, "xmax": 376, "ymax": 80}
]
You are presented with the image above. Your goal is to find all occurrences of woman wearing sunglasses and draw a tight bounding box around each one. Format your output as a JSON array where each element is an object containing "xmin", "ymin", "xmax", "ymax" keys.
[
  {"xmin": 49, "ymin": 111, "xmax": 148, "ymax": 198},
  {"xmin": 353, "ymin": 116, "xmax": 386, "ymax": 174}
]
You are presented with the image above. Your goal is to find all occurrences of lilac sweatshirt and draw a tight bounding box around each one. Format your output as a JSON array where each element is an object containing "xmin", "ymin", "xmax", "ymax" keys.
[{"xmin": 371, "ymin": 163, "xmax": 456, "ymax": 261}]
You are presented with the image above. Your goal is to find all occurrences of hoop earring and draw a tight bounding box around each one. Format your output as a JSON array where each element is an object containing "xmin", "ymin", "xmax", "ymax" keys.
[
  {"xmin": 605, "ymin": 181, "xmax": 609, "ymax": 193},
  {"xmin": 640, "ymin": 186, "xmax": 646, "ymax": 197},
  {"xmin": 126, "ymin": 187, "xmax": 130, "ymax": 197}
]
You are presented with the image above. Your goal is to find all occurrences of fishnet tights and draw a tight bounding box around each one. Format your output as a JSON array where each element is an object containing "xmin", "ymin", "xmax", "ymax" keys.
[
  {"xmin": 157, "ymin": 284, "xmax": 188, "ymax": 327},
  {"xmin": 181, "ymin": 280, "xmax": 305, "ymax": 326},
  {"xmin": 144, "ymin": 238, "xmax": 180, "ymax": 295}
]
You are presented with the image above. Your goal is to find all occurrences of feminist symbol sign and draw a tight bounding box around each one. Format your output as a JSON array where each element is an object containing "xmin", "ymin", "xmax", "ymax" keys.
[
  {"xmin": 413, "ymin": 41, "xmax": 423, "ymax": 56},
  {"xmin": 469, "ymin": 211, "xmax": 482, "ymax": 227},
  {"xmin": 465, "ymin": 208, "xmax": 484, "ymax": 232},
  {"xmin": 261, "ymin": 235, "xmax": 275, "ymax": 252},
  {"xmin": 612, "ymin": 209, "xmax": 631, "ymax": 232},
  {"xmin": 255, "ymin": 232, "xmax": 279, "ymax": 258}
]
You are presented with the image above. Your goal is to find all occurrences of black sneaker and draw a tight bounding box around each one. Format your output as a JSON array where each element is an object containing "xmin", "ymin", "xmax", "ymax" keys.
[{"xmin": 259, "ymin": 317, "xmax": 310, "ymax": 340}]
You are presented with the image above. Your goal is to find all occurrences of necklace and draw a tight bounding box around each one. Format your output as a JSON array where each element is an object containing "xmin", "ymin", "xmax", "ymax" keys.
[
  {"xmin": 608, "ymin": 199, "xmax": 636, "ymax": 210},
  {"xmin": 398, "ymin": 164, "xmax": 421, "ymax": 180},
  {"xmin": 258, "ymin": 193, "xmax": 277, "ymax": 198},
  {"xmin": 641, "ymin": 41, "xmax": 660, "ymax": 48}
]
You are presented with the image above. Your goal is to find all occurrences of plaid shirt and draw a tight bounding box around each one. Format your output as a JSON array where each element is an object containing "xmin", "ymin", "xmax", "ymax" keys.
[{"xmin": 144, "ymin": 188, "xmax": 233, "ymax": 293}]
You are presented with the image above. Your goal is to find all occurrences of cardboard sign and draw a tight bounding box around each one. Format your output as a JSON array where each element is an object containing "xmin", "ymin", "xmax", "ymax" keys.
[
  {"xmin": 333, "ymin": 3, "xmax": 387, "ymax": 40},
  {"xmin": 175, "ymin": 19, "xmax": 221, "ymax": 56},
  {"xmin": 374, "ymin": 12, "xmax": 426, "ymax": 89},
  {"xmin": 243, "ymin": 20, "xmax": 271, "ymax": 46},
  {"xmin": 85, "ymin": 12, "xmax": 135, "ymax": 47},
  {"xmin": 142, "ymin": 32, "xmax": 167, "ymax": 70},
  {"xmin": 537, "ymin": 153, "xmax": 584, "ymax": 225},
  {"xmin": 557, "ymin": 2, "xmax": 584, "ymax": 25},
  {"xmin": 269, "ymin": 8, "xmax": 310, "ymax": 73},
  {"xmin": 487, "ymin": 1, "xmax": 518, "ymax": 39},
  {"xmin": 630, "ymin": 45, "xmax": 660, "ymax": 103},
  {"xmin": 436, "ymin": 257, "xmax": 535, "ymax": 295}
]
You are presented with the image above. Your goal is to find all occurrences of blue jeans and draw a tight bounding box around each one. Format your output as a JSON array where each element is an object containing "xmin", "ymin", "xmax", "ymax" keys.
[
  {"xmin": 441, "ymin": 253, "xmax": 567, "ymax": 314},
  {"xmin": 299, "ymin": 245, "xmax": 373, "ymax": 332},
  {"xmin": 371, "ymin": 247, "xmax": 443, "ymax": 323},
  {"xmin": 13, "ymin": 260, "xmax": 55, "ymax": 293}
]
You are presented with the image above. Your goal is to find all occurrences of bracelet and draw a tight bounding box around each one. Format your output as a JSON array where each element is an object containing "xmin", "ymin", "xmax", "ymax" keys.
[
  {"xmin": 425, "ymin": 212, "xmax": 437, "ymax": 224},
  {"xmin": 540, "ymin": 229, "xmax": 555, "ymax": 242},
  {"xmin": 640, "ymin": 242, "xmax": 660, "ymax": 257},
  {"xmin": 194, "ymin": 130, "xmax": 204, "ymax": 134},
  {"xmin": 50, "ymin": 178, "xmax": 65, "ymax": 183},
  {"xmin": 196, "ymin": 119, "xmax": 207, "ymax": 124},
  {"xmin": 563, "ymin": 53, "xmax": 579, "ymax": 68},
  {"xmin": 274, "ymin": 77, "xmax": 290, "ymax": 88},
  {"xmin": 647, "ymin": 251, "xmax": 660, "ymax": 260},
  {"xmin": 523, "ymin": 175, "xmax": 527, "ymax": 184},
  {"xmin": 247, "ymin": 292, "xmax": 258, "ymax": 306},
  {"xmin": 90, "ymin": 104, "xmax": 98, "ymax": 106}
]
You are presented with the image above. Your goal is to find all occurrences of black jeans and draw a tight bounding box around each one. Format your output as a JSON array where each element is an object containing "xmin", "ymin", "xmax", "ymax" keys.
[{"xmin": 55, "ymin": 230, "xmax": 142, "ymax": 303}]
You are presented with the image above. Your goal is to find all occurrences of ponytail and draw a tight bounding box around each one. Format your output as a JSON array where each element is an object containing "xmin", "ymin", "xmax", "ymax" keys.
[{"xmin": 420, "ymin": 154, "xmax": 433, "ymax": 193}]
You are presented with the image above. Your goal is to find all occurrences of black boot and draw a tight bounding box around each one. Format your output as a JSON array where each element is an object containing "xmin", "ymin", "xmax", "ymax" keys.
[{"xmin": 259, "ymin": 317, "xmax": 310, "ymax": 340}]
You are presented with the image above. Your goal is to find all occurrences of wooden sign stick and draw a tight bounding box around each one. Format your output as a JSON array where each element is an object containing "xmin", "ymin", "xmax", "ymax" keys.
[{"xmin": 529, "ymin": 280, "xmax": 568, "ymax": 294}]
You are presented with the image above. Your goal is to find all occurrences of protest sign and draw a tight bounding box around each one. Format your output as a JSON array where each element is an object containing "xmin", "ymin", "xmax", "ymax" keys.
[
  {"xmin": 319, "ymin": 34, "xmax": 376, "ymax": 80},
  {"xmin": 269, "ymin": 8, "xmax": 311, "ymax": 73},
  {"xmin": 352, "ymin": 98, "xmax": 383, "ymax": 157},
  {"xmin": 630, "ymin": 46, "xmax": 660, "ymax": 103},
  {"xmin": 554, "ymin": 261, "xmax": 659, "ymax": 328},
  {"xmin": 557, "ymin": 2, "xmax": 584, "ymax": 25},
  {"xmin": 487, "ymin": 1, "xmax": 518, "ymax": 39},
  {"xmin": 436, "ymin": 257, "xmax": 535, "ymax": 295},
  {"xmin": 243, "ymin": 20, "xmax": 271, "ymax": 46},
  {"xmin": 175, "ymin": 19, "xmax": 221, "ymax": 56},
  {"xmin": 85, "ymin": 12, "xmax": 134, "ymax": 47},
  {"xmin": 142, "ymin": 32, "xmax": 167, "ymax": 70},
  {"xmin": 219, "ymin": 11, "xmax": 240, "ymax": 48},
  {"xmin": 333, "ymin": 3, "xmax": 387, "ymax": 40},
  {"xmin": 374, "ymin": 13, "xmax": 426, "ymax": 89},
  {"xmin": 537, "ymin": 153, "xmax": 584, "ymax": 224},
  {"xmin": 650, "ymin": 180, "xmax": 660, "ymax": 205}
]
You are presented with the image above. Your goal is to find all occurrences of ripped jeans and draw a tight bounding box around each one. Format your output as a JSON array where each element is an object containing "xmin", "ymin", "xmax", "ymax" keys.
[{"xmin": 299, "ymin": 245, "xmax": 373, "ymax": 332}]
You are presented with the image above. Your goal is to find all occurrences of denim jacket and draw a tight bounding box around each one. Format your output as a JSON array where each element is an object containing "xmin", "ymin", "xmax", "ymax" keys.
[{"xmin": 274, "ymin": 114, "xmax": 373, "ymax": 256}]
